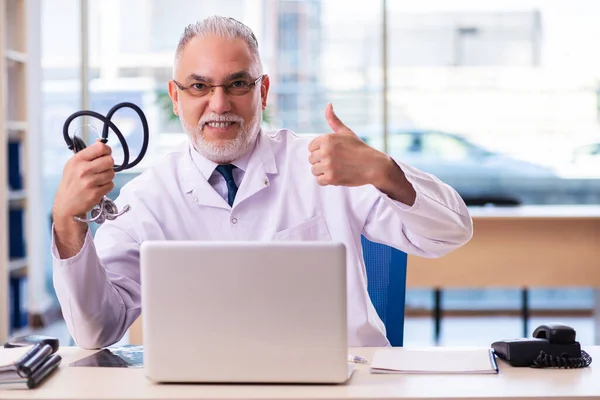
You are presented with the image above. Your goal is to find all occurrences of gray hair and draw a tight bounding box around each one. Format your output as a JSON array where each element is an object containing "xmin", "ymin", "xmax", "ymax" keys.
[{"xmin": 174, "ymin": 16, "xmax": 262, "ymax": 76}]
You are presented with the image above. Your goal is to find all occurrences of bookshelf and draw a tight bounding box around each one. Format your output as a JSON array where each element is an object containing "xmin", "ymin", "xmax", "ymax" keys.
[{"xmin": 1, "ymin": 0, "xmax": 42, "ymax": 344}]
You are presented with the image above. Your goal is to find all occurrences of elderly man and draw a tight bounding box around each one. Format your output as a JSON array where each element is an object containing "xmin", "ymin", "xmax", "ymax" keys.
[{"xmin": 51, "ymin": 16, "xmax": 472, "ymax": 349}]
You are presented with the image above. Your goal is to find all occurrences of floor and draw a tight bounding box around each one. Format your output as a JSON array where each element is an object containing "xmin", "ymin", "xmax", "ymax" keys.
[{"xmin": 19, "ymin": 315, "xmax": 596, "ymax": 347}]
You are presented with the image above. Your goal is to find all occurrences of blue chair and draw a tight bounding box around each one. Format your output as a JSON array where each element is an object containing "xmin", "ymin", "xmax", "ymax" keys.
[{"xmin": 361, "ymin": 235, "xmax": 408, "ymax": 346}]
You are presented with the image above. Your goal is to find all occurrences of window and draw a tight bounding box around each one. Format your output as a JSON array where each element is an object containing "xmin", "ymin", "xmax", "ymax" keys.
[
  {"xmin": 40, "ymin": 0, "xmax": 600, "ymax": 317},
  {"xmin": 269, "ymin": 0, "xmax": 383, "ymax": 138}
]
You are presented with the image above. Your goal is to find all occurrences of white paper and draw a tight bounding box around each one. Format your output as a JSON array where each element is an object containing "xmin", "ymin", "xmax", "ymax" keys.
[
  {"xmin": 370, "ymin": 348, "xmax": 498, "ymax": 374},
  {"xmin": 0, "ymin": 346, "xmax": 32, "ymax": 370}
]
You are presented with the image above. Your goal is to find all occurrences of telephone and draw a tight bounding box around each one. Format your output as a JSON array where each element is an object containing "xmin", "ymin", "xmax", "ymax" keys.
[{"xmin": 491, "ymin": 323, "xmax": 592, "ymax": 368}]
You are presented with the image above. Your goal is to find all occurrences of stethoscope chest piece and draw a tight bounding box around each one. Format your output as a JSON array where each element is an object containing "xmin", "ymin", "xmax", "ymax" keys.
[{"xmin": 75, "ymin": 197, "xmax": 131, "ymax": 225}]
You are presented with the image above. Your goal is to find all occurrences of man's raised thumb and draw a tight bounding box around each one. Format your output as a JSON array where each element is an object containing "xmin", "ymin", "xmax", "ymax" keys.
[{"xmin": 325, "ymin": 103, "xmax": 352, "ymax": 134}]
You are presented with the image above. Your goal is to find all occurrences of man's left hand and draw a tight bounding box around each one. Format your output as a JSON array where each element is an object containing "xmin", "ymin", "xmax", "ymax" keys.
[{"xmin": 308, "ymin": 103, "xmax": 416, "ymax": 205}]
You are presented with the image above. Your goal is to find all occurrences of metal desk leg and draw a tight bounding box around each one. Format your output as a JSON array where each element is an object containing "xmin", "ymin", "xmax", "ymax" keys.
[
  {"xmin": 594, "ymin": 290, "xmax": 600, "ymax": 345},
  {"xmin": 522, "ymin": 288, "xmax": 529, "ymax": 337},
  {"xmin": 434, "ymin": 289, "xmax": 442, "ymax": 344}
]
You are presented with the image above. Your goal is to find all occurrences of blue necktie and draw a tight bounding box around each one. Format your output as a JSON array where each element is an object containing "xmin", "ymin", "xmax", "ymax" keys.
[{"xmin": 215, "ymin": 164, "xmax": 238, "ymax": 206}]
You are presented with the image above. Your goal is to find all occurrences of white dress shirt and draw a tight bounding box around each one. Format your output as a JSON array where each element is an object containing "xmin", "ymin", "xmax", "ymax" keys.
[{"xmin": 52, "ymin": 129, "xmax": 473, "ymax": 349}]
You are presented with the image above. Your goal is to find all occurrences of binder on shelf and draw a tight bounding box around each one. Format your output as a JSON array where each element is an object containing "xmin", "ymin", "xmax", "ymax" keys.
[
  {"xmin": 8, "ymin": 208, "xmax": 26, "ymax": 259},
  {"xmin": 9, "ymin": 277, "xmax": 27, "ymax": 330},
  {"xmin": 8, "ymin": 141, "xmax": 23, "ymax": 190}
]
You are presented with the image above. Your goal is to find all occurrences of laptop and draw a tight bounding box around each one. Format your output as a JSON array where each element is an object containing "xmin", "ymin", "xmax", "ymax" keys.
[{"xmin": 139, "ymin": 241, "xmax": 352, "ymax": 384}]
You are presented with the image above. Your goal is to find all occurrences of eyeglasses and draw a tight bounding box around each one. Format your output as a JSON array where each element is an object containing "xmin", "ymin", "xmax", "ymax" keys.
[{"xmin": 172, "ymin": 75, "xmax": 264, "ymax": 97}]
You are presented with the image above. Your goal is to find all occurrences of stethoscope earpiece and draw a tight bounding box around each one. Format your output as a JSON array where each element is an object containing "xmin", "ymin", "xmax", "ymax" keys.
[{"xmin": 63, "ymin": 102, "xmax": 149, "ymax": 225}]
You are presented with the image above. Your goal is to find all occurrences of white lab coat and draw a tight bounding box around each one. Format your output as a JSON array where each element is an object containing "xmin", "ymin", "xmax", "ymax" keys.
[{"xmin": 52, "ymin": 129, "xmax": 473, "ymax": 349}]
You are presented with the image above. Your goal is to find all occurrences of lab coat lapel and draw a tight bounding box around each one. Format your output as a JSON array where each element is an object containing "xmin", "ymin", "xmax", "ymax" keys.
[
  {"xmin": 233, "ymin": 132, "xmax": 278, "ymax": 207},
  {"xmin": 177, "ymin": 143, "xmax": 231, "ymax": 210},
  {"xmin": 193, "ymin": 178, "xmax": 231, "ymax": 210}
]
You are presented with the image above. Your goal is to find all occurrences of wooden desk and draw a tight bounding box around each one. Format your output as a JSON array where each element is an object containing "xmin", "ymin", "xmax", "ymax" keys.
[
  {"xmin": 407, "ymin": 205, "xmax": 600, "ymax": 288},
  {"xmin": 407, "ymin": 205, "xmax": 600, "ymax": 342},
  {"xmin": 1, "ymin": 346, "xmax": 599, "ymax": 400}
]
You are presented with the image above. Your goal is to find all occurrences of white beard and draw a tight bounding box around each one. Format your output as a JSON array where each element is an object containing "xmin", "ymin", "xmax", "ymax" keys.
[{"xmin": 178, "ymin": 104, "xmax": 261, "ymax": 164}]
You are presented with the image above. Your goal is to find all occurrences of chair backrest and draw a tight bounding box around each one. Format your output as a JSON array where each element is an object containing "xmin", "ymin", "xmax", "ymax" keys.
[{"xmin": 361, "ymin": 235, "xmax": 408, "ymax": 346}]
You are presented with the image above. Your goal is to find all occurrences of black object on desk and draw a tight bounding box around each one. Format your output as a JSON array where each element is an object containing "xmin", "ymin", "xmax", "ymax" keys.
[
  {"xmin": 67, "ymin": 345, "xmax": 143, "ymax": 368},
  {"xmin": 492, "ymin": 323, "xmax": 592, "ymax": 368},
  {"xmin": 4, "ymin": 334, "xmax": 60, "ymax": 352},
  {"xmin": 1, "ymin": 335, "xmax": 62, "ymax": 389}
]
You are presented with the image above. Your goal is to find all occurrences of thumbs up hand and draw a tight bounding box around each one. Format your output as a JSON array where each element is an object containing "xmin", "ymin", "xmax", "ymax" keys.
[
  {"xmin": 308, "ymin": 103, "xmax": 389, "ymax": 187},
  {"xmin": 308, "ymin": 103, "xmax": 416, "ymax": 205}
]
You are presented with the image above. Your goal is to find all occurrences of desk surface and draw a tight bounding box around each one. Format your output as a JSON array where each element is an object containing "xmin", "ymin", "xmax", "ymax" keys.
[{"xmin": 1, "ymin": 346, "xmax": 599, "ymax": 400}]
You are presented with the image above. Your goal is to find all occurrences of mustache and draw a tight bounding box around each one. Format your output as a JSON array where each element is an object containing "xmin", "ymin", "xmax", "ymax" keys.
[{"xmin": 199, "ymin": 113, "xmax": 244, "ymax": 127}]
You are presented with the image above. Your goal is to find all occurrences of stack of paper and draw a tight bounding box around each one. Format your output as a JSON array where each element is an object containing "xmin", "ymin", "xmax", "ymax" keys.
[
  {"xmin": 0, "ymin": 345, "xmax": 62, "ymax": 389},
  {"xmin": 370, "ymin": 348, "xmax": 499, "ymax": 374}
]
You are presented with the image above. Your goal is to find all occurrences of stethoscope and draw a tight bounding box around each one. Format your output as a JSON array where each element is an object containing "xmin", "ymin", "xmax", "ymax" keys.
[{"xmin": 63, "ymin": 102, "xmax": 149, "ymax": 224}]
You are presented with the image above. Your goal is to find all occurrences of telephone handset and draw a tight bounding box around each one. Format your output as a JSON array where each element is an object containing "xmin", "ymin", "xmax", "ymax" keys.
[{"xmin": 491, "ymin": 323, "xmax": 592, "ymax": 368}]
